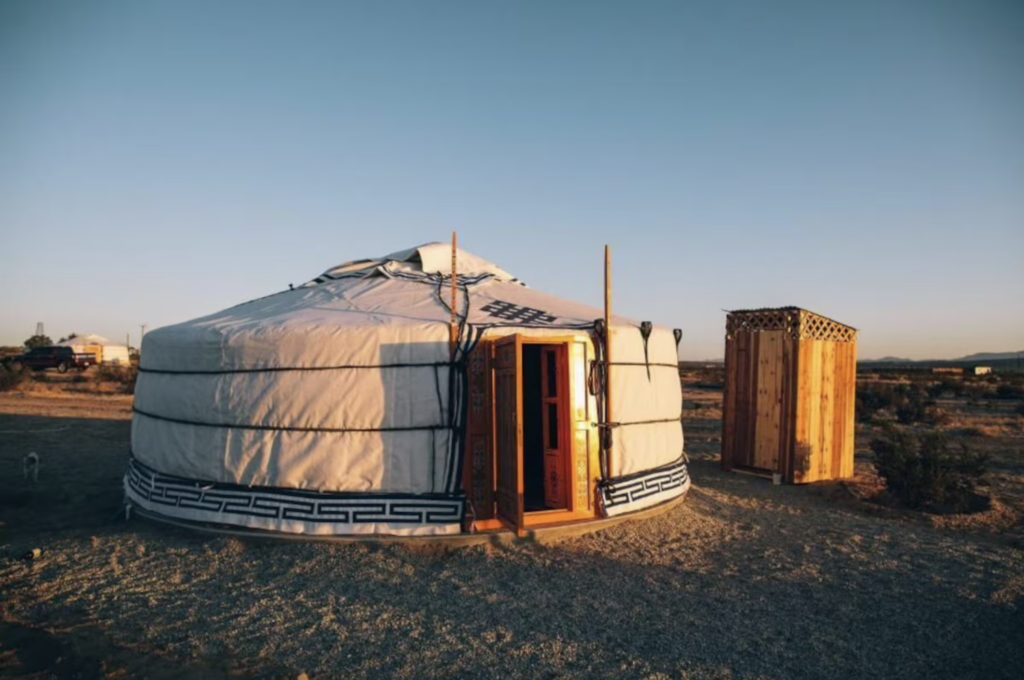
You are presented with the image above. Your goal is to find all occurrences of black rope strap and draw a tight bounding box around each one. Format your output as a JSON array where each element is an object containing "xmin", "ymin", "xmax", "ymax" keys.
[
  {"xmin": 606, "ymin": 362, "xmax": 680, "ymax": 368},
  {"xmin": 133, "ymin": 406, "xmax": 452, "ymax": 434},
  {"xmin": 139, "ymin": 362, "xmax": 450, "ymax": 376}
]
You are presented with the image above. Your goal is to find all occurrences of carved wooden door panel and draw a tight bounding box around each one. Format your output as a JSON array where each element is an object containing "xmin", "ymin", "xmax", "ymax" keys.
[
  {"xmin": 493, "ymin": 335, "xmax": 524, "ymax": 534},
  {"xmin": 540, "ymin": 345, "xmax": 568, "ymax": 508}
]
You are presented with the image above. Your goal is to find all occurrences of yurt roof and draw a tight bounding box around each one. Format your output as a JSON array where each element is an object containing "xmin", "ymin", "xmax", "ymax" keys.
[{"xmin": 303, "ymin": 242, "xmax": 520, "ymax": 287}]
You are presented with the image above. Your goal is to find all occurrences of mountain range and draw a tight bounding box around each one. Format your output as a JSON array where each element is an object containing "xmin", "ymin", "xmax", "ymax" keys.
[{"xmin": 863, "ymin": 351, "xmax": 1023, "ymax": 363}]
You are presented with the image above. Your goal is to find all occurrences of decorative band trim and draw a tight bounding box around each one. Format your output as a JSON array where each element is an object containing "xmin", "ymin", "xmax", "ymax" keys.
[
  {"xmin": 124, "ymin": 457, "xmax": 465, "ymax": 534},
  {"xmin": 599, "ymin": 458, "xmax": 690, "ymax": 516}
]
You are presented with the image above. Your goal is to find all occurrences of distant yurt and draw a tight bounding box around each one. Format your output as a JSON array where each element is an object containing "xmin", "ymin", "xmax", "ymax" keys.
[
  {"xmin": 126, "ymin": 243, "xmax": 689, "ymax": 537},
  {"xmin": 59, "ymin": 334, "xmax": 131, "ymax": 365}
]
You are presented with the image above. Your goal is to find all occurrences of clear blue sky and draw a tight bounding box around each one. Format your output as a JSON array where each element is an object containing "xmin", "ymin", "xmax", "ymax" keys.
[{"xmin": 1, "ymin": 0, "xmax": 1021, "ymax": 360}]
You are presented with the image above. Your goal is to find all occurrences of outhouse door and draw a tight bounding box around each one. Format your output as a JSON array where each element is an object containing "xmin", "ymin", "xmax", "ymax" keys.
[{"xmin": 493, "ymin": 334, "xmax": 525, "ymax": 535}]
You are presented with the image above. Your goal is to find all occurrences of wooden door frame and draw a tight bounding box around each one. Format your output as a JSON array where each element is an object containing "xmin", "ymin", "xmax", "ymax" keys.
[{"xmin": 513, "ymin": 336, "xmax": 596, "ymax": 528}]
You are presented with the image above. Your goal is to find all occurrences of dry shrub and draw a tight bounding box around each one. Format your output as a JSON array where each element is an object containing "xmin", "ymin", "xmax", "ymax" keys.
[
  {"xmin": 95, "ymin": 364, "xmax": 139, "ymax": 394},
  {"xmin": 871, "ymin": 425, "xmax": 988, "ymax": 513},
  {"xmin": 995, "ymin": 384, "xmax": 1024, "ymax": 400},
  {"xmin": 0, "ymin": 365, "xmax": 28, "ymax": 392}
]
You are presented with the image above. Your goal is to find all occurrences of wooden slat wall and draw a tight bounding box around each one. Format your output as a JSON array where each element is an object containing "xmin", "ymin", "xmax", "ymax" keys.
[
  {"xmin": 790, "ymin": 337, "xmax": 857, "ymax": 484},
  {"xmin": 753, "ymin": 331, "xmax": 784, "ymax": 471}
]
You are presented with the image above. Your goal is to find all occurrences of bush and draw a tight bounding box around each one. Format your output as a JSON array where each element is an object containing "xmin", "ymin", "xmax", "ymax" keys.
[
  {"xmin": 995, "ymin": 384, "xmax": 1024, "ymax": 400},
  {"xmin": 963, "ymin": 383, "xmax": 997, "ymax": 400},
  {"xmin": 857, "ymin": 383, "xmax": 907, "ymax": 421},
  {"xmin": 0, "ymin": 365, "xmax": 27, "ymax": 392},
  {"xmin": 928, "ymin": 378, "xmax": 964, "ymax": 399},
  {"xmin": 95, "ymin": 364, "xmax": 138, "ymax": 393},
  {"xmin": 858, "ymin": 383, "xmax": 944, "ymax": 425},
  {"xmin": 871, "ymin": 426, "xmax": 988, "ymax": 512}
]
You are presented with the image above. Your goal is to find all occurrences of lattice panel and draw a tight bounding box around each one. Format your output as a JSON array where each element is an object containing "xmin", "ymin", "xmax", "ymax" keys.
[
  {"xmin": 726, "ymin": 308, "xmax": 801, "ymax": 340},
  {"xmin": 726, "ymin": 307, "xmax": 855, "ymax": 343},
  {"xmin": 798, "ymin": 311, "xmax": 857, "ymax": 343}
]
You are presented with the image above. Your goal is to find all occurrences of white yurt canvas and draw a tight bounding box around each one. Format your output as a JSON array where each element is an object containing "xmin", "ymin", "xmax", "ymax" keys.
[{"xmin": 126, "ymin": 243, "xmax": 689, "ymax": 536}]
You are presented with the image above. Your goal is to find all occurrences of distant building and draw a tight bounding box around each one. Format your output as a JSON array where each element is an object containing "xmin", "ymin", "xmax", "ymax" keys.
[
  {"xmin": 973, "ymin": 366, "xmax": 993, "ymax": 375},
  {"xmin": 932, "ymin": 367, "xmax": 964, "ymax": 375},
  {"xmin": 57, "ymin": 333, "xmax": 131, "ymax": 365}
]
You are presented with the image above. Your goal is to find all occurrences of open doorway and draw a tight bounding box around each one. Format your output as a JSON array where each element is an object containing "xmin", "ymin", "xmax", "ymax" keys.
[{"xmin": 522, "ymin": 344, "xmax": 569, "ymax": 512}]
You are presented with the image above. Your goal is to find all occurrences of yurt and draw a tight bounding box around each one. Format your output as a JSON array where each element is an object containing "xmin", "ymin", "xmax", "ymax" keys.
[
  {"xmin": 59, "ymin": 334, "xmax": 131, "ymax": 365},
  {"xmin": 125, "ymin": 243, "xmax": 689, "ymax": 537}
]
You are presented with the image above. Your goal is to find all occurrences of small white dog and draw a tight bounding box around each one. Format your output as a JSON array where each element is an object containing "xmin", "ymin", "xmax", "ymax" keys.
[{"xmin": 23, "ymin": 452, "xmax": 40, "ymax": 483}]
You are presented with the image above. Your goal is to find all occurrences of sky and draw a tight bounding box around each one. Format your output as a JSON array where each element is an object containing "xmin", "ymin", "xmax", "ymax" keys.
[{"xmin": 1, "ymin": 0, "xmax": 1021, "ymax": 360}]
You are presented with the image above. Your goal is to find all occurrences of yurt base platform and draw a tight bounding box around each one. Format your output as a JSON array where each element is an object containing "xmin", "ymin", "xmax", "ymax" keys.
[{"xmin": 127, "ymin": 491, "xmax": 687, "ymax": 548}]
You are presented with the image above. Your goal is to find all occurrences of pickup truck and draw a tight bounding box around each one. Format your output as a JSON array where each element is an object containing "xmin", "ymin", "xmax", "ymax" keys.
[{"xmin": 3, "ymin": 346, "xmax": 98, "ymax": 373}]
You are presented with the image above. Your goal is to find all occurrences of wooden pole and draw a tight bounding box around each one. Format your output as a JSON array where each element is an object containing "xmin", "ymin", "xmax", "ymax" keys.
[
  {"xmin": 450, "ymin": 231, "xmax": 458, "ymax": 360},
  {"xmin": 604, "ymin": 244, "xmax": 612, "ymax": 471}
]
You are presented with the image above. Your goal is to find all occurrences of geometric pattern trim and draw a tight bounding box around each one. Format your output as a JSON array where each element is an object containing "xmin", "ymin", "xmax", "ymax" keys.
[
  {"xmin": 598, "ymin": 458, "xmax": 690, "ymax": 517},
  {"xmin": 124, "ymin": 457, "xmax": 464, "ymax": 536},
  {"xmin": 479, "ymin": 300, "xmax": 558, "ymax": 325},
  {"xmin": 726, "ymin": 307, "xmax": 856, "ymax": 343}
]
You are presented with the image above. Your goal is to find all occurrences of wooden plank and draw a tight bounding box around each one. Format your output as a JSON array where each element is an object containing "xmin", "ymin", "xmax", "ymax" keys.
[
  {"xmin": 732, "ymin": 332, "xmax": 750, "ymax": 468},
  {"xmin": 831, "ymin": 341, "xmax": 847, "ymax": 480},
  {"xmin": 842, "ymin": 341, "xmax": 858, "ymax": 478},
  {"xmin": 781, "ymin": 334, "xmax": 798, "ymax": 482},
  {"xmin": 753, "ymin": 333, "xmax": 769, "ymax": 469},
  {"xmin": 778, "ymin": 335, "xmax": 790, "ymax": 481},
  {"xmin": 768, "ymin": 331, "xmax": 783, "ymax": 472},
  {"xmin": 805, "ymin": 340, "xmax": 823, "ymax": 483},
  {"xmin": 732, "ymin": 332, "xmax": 746, "ymax": 468},
  {"xmin": 746, "ymin": 332, "xmax": 761, "ymax": 469},
  {"xmin": 792, "ymin": 338, "xmax": 808, "ymax": 483},
  {"xmin": 721, "ymin": 335, "xmax": 737, "ymax": 471},
  {"xmin": 753, "ymin": 331, "xmax": 784, "ymax": 472},
  {"xmin": 819, "ymin": 341, "xmax": 835, "ymax": 481}
]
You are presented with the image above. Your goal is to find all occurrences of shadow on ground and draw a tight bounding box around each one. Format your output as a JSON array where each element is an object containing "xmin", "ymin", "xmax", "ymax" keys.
[{"xmin": 2, "ymin": 414, "xmax": 1023, "ymax": 679}]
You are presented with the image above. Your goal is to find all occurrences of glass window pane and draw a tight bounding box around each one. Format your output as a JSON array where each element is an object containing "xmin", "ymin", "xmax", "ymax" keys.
[
  {"xmin": 547, "ymin": 403, "xmax": 559, "ymax": 449},
  {"xmin": 546, "ymin": 350, "xmax": 557, "ymax": 397}
]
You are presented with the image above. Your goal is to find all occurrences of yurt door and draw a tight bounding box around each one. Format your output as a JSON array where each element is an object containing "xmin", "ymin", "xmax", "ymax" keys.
[{"xmin": 493, "ymin": 335, "xmax": 525, "ymax": 534}]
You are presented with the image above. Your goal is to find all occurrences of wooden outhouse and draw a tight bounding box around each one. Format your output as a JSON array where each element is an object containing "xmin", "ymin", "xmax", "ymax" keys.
[{"xmin": 721, "ymin": 307, "xmax": 857, "ymax": 484}]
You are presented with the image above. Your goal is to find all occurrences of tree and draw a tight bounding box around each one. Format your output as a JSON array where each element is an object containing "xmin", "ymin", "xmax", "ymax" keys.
[
  {"xmin": 24, "ymin": 334, "xmax": 53, "ymax": 349},
  {"xmin": 58, "ymin": 332, "xmax": 78, "ymax": 343}
]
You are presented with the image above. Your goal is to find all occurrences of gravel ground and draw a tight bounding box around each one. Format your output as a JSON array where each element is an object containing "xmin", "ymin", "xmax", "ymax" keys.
[{"xmin": 1, "ymin": 390, "xmax": 1023, "ymax": 679}]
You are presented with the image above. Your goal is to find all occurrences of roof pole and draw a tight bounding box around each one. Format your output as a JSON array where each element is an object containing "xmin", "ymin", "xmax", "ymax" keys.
[
  {"xmin": 604, "ymin": 244, "xmax": 612, "ymax": 475},
  {"xmin": 450, "ymin": 231, "xmax": 458, "ymax": 361}
]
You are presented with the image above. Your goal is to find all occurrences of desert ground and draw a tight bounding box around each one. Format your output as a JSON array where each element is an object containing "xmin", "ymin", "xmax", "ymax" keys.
[{"xmin": 1, "ymin": 372, "xmax": 1023, "ymax": 679}]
